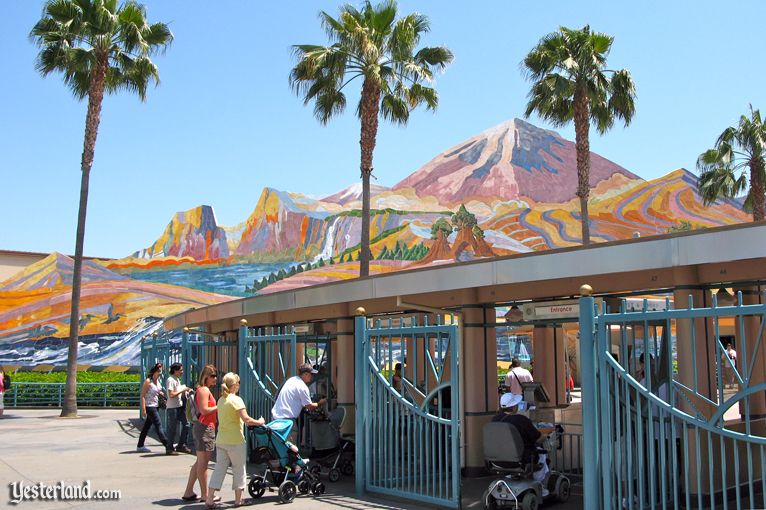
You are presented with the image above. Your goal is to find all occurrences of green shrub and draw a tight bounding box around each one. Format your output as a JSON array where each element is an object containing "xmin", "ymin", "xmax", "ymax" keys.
[{"xmin": 11, "ymin": 372, "xmax": 140, "ymax": 383}]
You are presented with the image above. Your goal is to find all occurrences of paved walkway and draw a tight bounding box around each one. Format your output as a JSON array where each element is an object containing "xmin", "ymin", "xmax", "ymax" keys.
[{"xmin": 0, "ymin": 409, "xmax": 582, "ymax": 509}]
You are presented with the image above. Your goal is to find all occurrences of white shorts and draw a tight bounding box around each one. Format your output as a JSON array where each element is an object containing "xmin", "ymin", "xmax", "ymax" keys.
[{"xmin": 0, "ymin": 392, "xmax": 4, "ymax": 410}]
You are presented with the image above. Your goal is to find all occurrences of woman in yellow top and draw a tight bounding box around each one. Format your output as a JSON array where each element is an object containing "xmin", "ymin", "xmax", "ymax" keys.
[{"xmin": 206, "ymin": 373, "xmax": 264, "ymax": 509}]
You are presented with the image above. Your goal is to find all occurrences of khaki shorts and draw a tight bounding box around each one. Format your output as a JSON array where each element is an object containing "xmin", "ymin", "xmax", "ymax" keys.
[{"xmin": 192, "ymin": 422, "xmax": 215, "ymax": 452}]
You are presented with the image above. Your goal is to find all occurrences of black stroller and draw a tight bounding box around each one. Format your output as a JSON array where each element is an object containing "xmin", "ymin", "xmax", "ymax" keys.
[
  {"xmin": 306, "ymin": 407, "xmax": 355, "ymax": 482},
  {"xmin": 247, "ymin": 420, "xmax": 326, "ymax": 503}
]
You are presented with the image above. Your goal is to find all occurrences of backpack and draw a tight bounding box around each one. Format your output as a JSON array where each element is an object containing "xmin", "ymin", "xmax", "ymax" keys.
[
  {"xmin": 2, "ymin": 373, "xmax": 10, "ymax": 391},
  {"xmin": 186, "ymin": 388, "xmax": 201, "ymax": 424}
]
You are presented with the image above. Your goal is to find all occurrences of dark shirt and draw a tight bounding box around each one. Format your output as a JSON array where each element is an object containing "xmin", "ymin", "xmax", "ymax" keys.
[{"xmin": 492, "ymin": 412, "xmax": 542, "ymax": 448}]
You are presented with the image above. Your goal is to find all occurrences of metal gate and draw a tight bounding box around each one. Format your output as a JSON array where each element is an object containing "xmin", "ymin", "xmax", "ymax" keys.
[
  {"xmin": 239, "ymin": 324, "xmax": 297, "ymax": 423},
  {"xmin": 579, "ymin": 290, "xmax": 766, "ymax": 509},
  {"xmin": 183, "ymin": 332, "xmax": 239, "ymax": 387},
  {"xmin": 355, "ymin": 314, "xmax": 461, "ymax": 509}
]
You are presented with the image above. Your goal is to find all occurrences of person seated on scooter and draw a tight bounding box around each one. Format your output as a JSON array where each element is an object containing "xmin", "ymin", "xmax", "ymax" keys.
[{"xmin": 492, "ymin": 393, "xmax": 554, "ymax": 466}]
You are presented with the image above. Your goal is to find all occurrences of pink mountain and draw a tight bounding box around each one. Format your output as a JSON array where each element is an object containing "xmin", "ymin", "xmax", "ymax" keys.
[{"xmin": 394, "ymin": 118, "xmax": 640, "ymax": 205}]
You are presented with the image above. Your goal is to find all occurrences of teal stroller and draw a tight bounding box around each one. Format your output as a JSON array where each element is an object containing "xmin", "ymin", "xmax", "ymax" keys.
[{"xmin": 247, "ymin": 419, "xmax": 326, "ymax": 503}]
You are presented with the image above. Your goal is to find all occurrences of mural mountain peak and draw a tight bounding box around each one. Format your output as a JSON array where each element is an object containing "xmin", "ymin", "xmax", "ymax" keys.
[{"xmin": 394, "ymin": 117, "xmax": 640, "ymax": 205}]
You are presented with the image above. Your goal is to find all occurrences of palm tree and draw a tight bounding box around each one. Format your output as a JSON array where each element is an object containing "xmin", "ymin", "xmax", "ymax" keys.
[
  {"xmin": 31, "ymin": 0, "xmax": 172, "ymax": 417},
  {"xmin": 522, "ymin": 25, "xmax": 636, "ymax": 245},
  {"xmin": 290, "ymin": 0, "xmax": 453, "ymax": 277},
  {"xmin": 697, "ymin": 106, "xmax": 766, "ymax": 221}
]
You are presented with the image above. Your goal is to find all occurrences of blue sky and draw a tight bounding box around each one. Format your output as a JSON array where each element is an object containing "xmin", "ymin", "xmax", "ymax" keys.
[{"xmin": 2, "ymin": 1, "xmax": 765, "ymax": 259}]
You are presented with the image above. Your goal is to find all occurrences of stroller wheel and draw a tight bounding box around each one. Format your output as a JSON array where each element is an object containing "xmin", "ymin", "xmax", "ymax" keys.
[
  {"xmin": 311, "ymin": 482, "xmax": 326, "ymax": 495},
  {"xmin": 297, "ymin": 480, "xmax": 311, "ymax": 495},
  {"xmin": 328, "ymin": 468, "xmax": 341, "ymax": 483},
  {"xmin": 341, "ymin": 460, "xmax": 354, "ymax": 476},
  {"xmin": 279, "ymin": 481, "xmax": 297, "ymax": 503},
  {"xmin": 248, "ymin": 475, "xmax": 266, "ymax": 499}
]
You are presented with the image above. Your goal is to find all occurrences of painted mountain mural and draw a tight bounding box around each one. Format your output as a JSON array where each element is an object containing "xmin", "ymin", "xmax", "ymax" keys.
[
  {"xmin": 394, "ymin": 118, "xmax": 640, "ymax": 204},
  {"xmin": 0, "ymin": 253, "xmax": 232, "ymax": 365},
  {"xmin": 0, "ymin": 118, "xmax": 752, "ymax": 365},
  {"xmin": 135, "ymin": 205, "xmax": 229, "ymax": 260}
]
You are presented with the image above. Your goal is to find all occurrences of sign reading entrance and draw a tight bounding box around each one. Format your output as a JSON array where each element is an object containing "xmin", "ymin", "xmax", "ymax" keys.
[
  {"xmin": 293, "ymin": 323, "xmax": 313, "ymax": 334},
  {"xmin": 522, "ymin": 298, "xmax": 603, "ymax": 320}
]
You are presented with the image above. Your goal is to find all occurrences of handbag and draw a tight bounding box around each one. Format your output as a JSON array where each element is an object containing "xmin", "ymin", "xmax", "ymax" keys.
[{"xmin": 158, "ymin": 392, "xmax": 167, "ymax": 410}]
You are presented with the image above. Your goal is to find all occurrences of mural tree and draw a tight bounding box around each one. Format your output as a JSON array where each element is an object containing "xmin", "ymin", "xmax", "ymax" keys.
[
  {"xmin": 31, "ymin": 0, "xmax": 172, "ymax": 417},
  {"xmin": 522, "ymin": 25, "xmax": 636, "ymax": 245},
  {"xmin": 290, "ymin": 0, "xmax": 453, "ymax": 277},
  {"xmin": 697, "ymin": 106, "xmax": 766, "ymax": 221},
  {"xmin": 451, "ymin": 204, "xmax": 478, "ymax": 230}
]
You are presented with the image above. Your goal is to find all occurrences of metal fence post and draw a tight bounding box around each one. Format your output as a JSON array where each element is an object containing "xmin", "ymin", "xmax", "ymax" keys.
[
  {"xmin": 578, "ymin": 284, "xmax": 600, "ymax": 509},
  {"xmin": 238, "ymin": 320, "xmax": 250, "ymax": 415},
  {"xmin": 354, "ymin": 308, "xmax": 366, "ymax": 497}
]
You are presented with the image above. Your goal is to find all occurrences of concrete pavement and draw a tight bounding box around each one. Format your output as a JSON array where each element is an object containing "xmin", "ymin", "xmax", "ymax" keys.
[{"xmin": 0, "ymin": 409, "xmax": 582, "ymax": 509}]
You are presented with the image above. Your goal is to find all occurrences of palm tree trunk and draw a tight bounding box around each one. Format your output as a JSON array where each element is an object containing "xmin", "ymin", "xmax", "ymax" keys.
[
  {"xmin": 573, "ymin": 91, "xmax": 591, "ymax": 246},
  {"xmin": 751, "ymin": 159, "xmax": 765, "ymax": 221},
  {"xmin": 61, "ymin": 59, "xmax": 108, "ymax": 418},
  {"xmin": 358, "ymin": 78, "xmax": 381, "ymax": 277}
]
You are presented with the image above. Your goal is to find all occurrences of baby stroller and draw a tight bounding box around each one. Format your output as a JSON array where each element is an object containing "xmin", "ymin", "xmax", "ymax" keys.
[
  {"xmin": 481, "ymin": 422, "xmax": 570, "ymax": 509},
  {"xmin": 247, "ymin": 420, "xmax": 326, "ymax": 503},
  {"xmin": 306, "ymin": 407, "xmax": 355, "ymax": 482}
]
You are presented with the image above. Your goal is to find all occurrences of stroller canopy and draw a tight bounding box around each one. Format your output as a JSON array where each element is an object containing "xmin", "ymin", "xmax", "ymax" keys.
[{"xmin": 262, "ymin": 419, "xmax": 294, "ymax": 442}]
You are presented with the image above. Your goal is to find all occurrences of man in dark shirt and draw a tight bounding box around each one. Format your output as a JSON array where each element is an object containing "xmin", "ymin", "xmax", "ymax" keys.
[{"xmin": 493, "ymin": 393, "xmax": 553, "ymax": 462}]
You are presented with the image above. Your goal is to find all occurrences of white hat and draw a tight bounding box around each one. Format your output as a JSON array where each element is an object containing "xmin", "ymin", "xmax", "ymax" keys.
[{"xmin": 500, "ymin": 392, "xmax": 523, "ymax": 409}]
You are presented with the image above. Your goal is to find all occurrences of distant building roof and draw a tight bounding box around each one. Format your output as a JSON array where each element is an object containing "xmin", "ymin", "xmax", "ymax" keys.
[{"xmin": 0, "ymin": 249, "xmax": 113, "ymax": 260}]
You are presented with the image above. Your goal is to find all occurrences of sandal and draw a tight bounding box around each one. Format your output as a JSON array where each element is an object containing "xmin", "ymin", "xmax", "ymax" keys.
[{"xmin": 180, "ymin": 493, "xmax": 199, "ymax": 502}]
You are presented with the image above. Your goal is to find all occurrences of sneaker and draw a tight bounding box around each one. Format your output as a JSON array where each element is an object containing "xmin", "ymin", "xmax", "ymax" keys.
[
  {"xmin": 166, "ymin": 449, "xmax": 179, "ymax": 456},
  {"xmin": 176, "ymin": 445, "xmax": 192, "ymax": 454},
  {"xmin": 136, "ymin": 446, "xmax": 151, "ymax": 453}
]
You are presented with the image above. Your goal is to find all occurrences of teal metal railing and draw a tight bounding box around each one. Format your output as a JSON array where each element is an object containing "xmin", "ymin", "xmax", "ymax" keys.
[
  {"xmin": 580, "ymin": 289, "xmax": 766, "ymax": 510},
  {"xmin": 356, "ymin": 314, "xmax": 461, "ymax": 509},
  {"xmin": 4, "ymin": 382, "xmax": 140, "ymax": 407},
  {"xmin": 238, "ymin": 325, "xmax": 296, "ymax": 424}
]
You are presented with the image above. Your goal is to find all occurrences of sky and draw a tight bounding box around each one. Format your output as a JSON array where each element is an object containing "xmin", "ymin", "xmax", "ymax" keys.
[{"xmin": 2, "ymin": 1, "xmax": 765, "ymax": 259}]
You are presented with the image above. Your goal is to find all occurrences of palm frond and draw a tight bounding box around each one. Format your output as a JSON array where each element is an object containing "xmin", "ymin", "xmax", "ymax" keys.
[
  {"xmin": 413, "ymin": 46, "xmax": 453, "ymax": 70},
  {"xmin": 381, "ymin": 92, "xmax": 409, "ymax": 124},
  {"xmin": 697, "ymin": 166, "xmax": 745, "ymax": 206},
  {"xmin": 314, "ymin": 89, "xmax": 347, "ymax": 124},
  {"xmin": 608, "ymin": 69, "xmax": 636, "ymax": 125}
]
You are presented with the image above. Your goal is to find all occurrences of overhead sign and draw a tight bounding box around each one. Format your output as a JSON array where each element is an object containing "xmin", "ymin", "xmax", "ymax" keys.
[
  {"xmin": 520, "ymin": 298, "xmax": 603, "ymax": 321},
  {"xmin": 293, "ymin": 323, "xmax": 313, "ymax": 334},
  {"xmin": 624, "ymin": 298, "xmax": 669, "ymax": 312}
]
